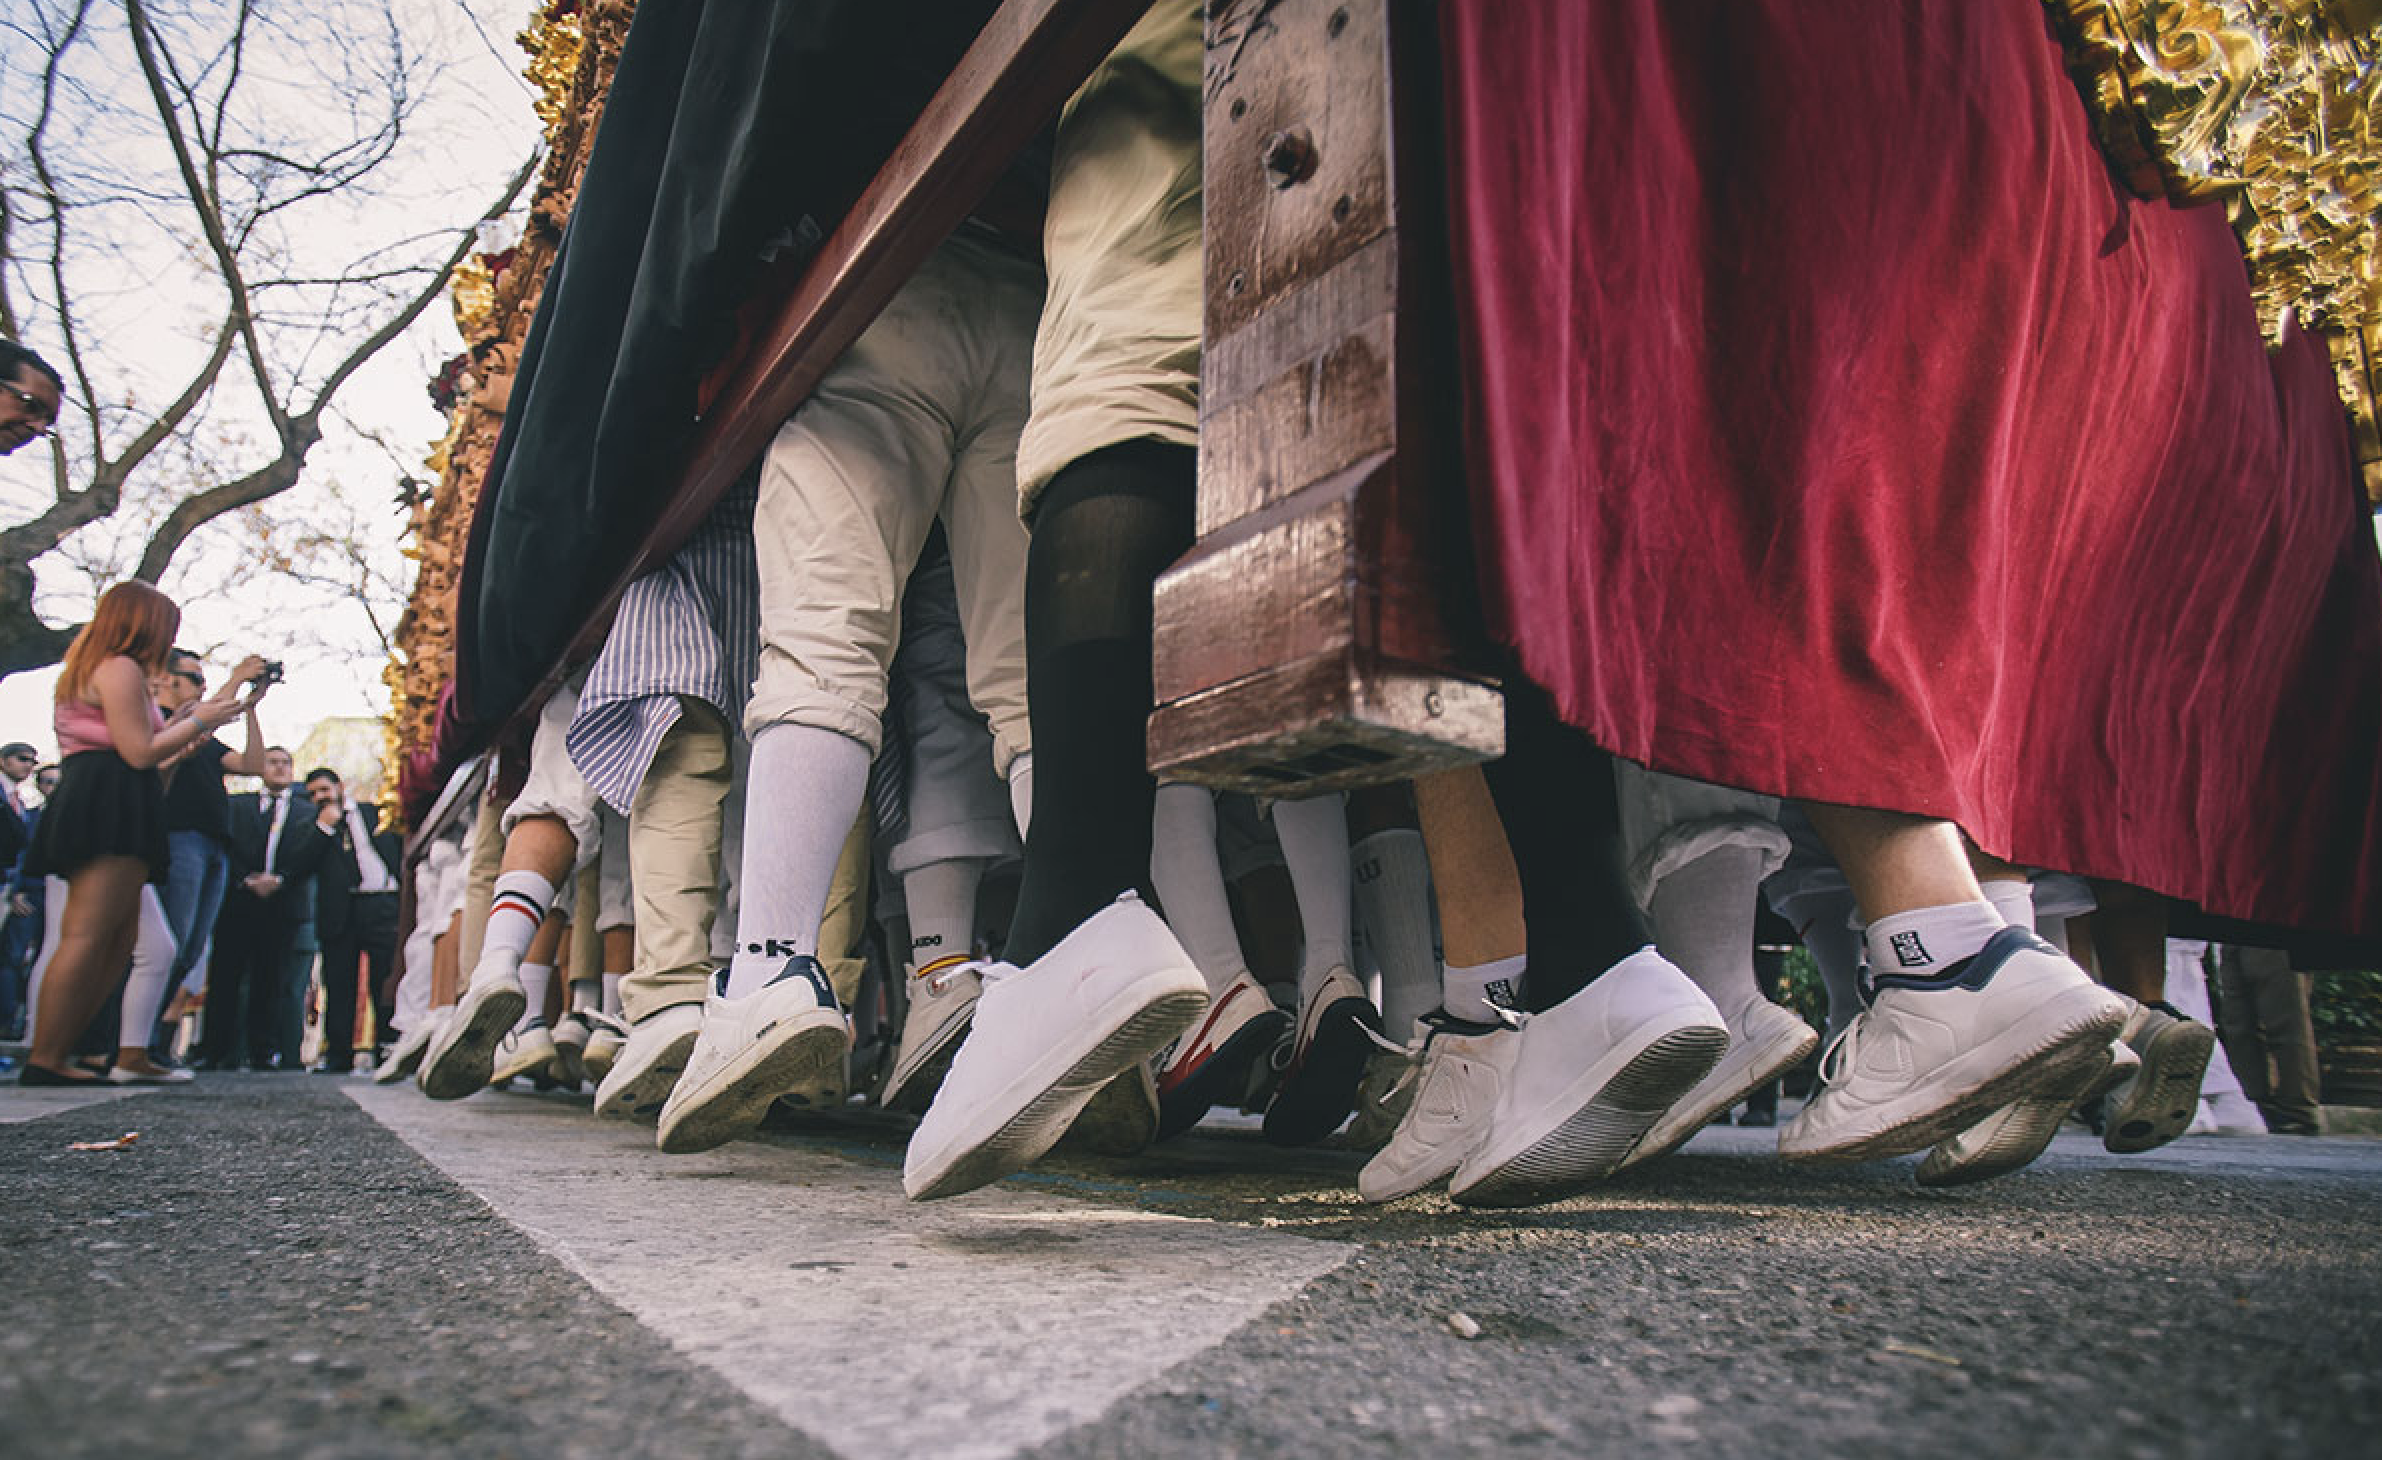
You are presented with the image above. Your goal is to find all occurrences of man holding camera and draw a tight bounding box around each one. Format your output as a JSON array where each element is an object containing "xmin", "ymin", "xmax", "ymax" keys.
[{"xmin": 304, "ymin": 766, "xmax": 403, "ymax": 1073}]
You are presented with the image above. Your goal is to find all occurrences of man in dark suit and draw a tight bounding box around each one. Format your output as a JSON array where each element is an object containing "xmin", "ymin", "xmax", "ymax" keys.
[
  {"xmin": 203, "ymin": 747, "xmax": 330, "ymax": 1069},
  {"xmin": 304, "ymin": 766, "xmax": 404, "ymax": 1073}
]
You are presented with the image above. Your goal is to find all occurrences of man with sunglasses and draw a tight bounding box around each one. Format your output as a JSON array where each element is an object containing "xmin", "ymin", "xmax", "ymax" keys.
[{"xmin": 0, "ymin": 340, "xmax": 62, "ymax": 457}]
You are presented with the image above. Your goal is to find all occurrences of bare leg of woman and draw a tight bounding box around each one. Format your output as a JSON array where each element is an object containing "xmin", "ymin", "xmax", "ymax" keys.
[{"xmin": 27, "ymin": 855, "xmax": 148, "ymax": 1079}]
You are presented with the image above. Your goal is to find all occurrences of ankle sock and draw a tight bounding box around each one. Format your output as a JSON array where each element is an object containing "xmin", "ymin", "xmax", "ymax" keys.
[
  {"xmin": 903, "ymin": 857, "xmax": 986, "ymax": 970},
  {"xmin": 1150, "ymin": 784, "xmax": 1254, "ymax": 998},
  {"xmin": 1863, "ymin": 900, "xmax": 2006, "ymax": 982},
  {"xmin": 724, "ymin": 722, "xmax": 871, "ymax": 998},
  {"xmin": 1442, "ymin": 953, "xmax": 1525, "ymax": 1025},
  {"xmin": 1273, "ymin": 792, "xmax": 1354, "ymax": 1000},
  {"xmin": 484, "ymin": 870, "xmax": 557, "ymax": 971},
  {"xmin": 517, "ymin": 961, "xmax": 554, "ymax": 1032},
  {"xmin": 1351, "ymin": 828, "xmax": 1438, "ymax": 1040},
  {"xmin": 568, "ymin": 976, "xmax": 600, "ymax": 1020},
  {"xmin": 1981, "ymin": 878, "xmax": 2035, "ymax": 928},
  {"xmin": 1646, "ymin": 844, "xmax": 1768, "ymax": 1022}
]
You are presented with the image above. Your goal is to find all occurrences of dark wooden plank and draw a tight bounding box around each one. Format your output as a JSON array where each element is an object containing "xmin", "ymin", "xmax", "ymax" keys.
[{"xmin": 489, "ymin": 0, "xmax": 1151, "ymax": 754}]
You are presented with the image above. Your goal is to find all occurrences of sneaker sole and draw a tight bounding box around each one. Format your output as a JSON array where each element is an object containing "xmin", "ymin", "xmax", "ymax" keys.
[
  {"xmin": 373, "ymin": 1034, "xmax": 432, "ymax": 1085},
  {"xmin": 1620, "ymin": 1017, "xmax": 1818, "ymax": 1171},
  {"xmin": 1262, "ymin": 997, "xmax": 1381, "ymax": 1147},
  {"xmin": 582, "ymin": 1039, "xmax": 621, "ymax": 1086},
  {"xmin": 883, "ymin": 1000, "xmax": 977, "ymax": 1113},
  {"xmin": 594, "ymin": 1025, "xmax": 702, "ymax": 1122},
  {"xmin": 491, "ymin": 1036, "xmax": 559, "ymax": 1087},
  {"xmin": 418, "ymin": 984, "xmax": 527, "ymax": 1101},
  {"xmin": 1916, "ymin": 1045, "xmax": 2128, "ymax": 1188},
  {"xmin": 1156, "ymin": 1008, "xmax": 1290, "ymax": 1142},
  {"xmin": 905, "ymin": 988, "xmax": 1208, "ymax": 1202},
  {"xmin": 658, "ymin": 1017, "xmax": 848, "ymax": 1155},
  {"xmin": 1452, "ymin": 1023, "xmax": 1729, "ymax": 1209},
  {"xmin": 1060, "ymin": 1063, "xmax": 1160, "ymax": 1156},
  {"xmin": 2103, "ymin": 1018, "xmax": 2216, "ymax": 1154},
  {"xmin": 1780, "ymin": 988, "xmax": 2126, "ymax": 1165},
  {"xmin": 549, "ymin": 1032, "xmax": 589, "ymax": 1089}
]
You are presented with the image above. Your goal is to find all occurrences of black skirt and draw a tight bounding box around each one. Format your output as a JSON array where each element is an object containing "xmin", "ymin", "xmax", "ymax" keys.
[{"xmin": 27, "ymin": 749, "xmax": 169, "ymax": 884}]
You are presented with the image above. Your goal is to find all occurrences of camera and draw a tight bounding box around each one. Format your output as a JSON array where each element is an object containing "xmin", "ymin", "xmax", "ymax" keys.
[{"xmin": 256, "ymin": 660, "xmax": 284, "ymax": 688}]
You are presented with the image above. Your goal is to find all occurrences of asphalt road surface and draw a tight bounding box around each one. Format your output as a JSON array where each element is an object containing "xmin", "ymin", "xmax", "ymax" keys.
[{"xmin": 3, "ymin": 1074, "xmax": 2376, "ymax": 1459}]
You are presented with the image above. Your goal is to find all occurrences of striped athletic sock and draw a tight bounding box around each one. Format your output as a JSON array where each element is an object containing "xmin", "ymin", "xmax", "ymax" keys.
[{"xmin": 481, "ymin": 870, "xmax": 557, "ymax": 973}]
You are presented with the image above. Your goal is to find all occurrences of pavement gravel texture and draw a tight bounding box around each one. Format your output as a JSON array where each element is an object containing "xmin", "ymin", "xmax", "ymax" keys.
[{"xmin": 4, "ymin": 1075, "xmax": 2379, "ymax": 1460}]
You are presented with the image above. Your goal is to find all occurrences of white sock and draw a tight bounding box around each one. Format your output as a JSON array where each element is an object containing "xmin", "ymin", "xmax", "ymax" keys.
[
  {"xmin": 724, "ymin": 722, "xmax": 871, "ymax": 999},
  {"xmin": 1351, "ymin": 829, "xmax": 1438, "ymax": 1040},
  {"xmin": 119, "ymin": 888, "xmax": 177, "ymax": 1049},
  {"xmin": 1272, "ymin": 792, "xmax": 1354, "ymax": 998},
  {"xmin": 903, "ymin": 857, "xmax": 986, "ymax": 969},
  {"xmin": 1799, "ymin": 899, "xmax": 1866, "ymax": 1044},
  {"xmin": 1442, "ymin": 953, "xmax": 1526, "ymax": 1026},
  {"xmin": 1863, "ymin": 900, "xmax": 2006, "ymax": 983},
  {"xmin": 1006, "ymin": 751, "xmax": 1034, "ymax": 839},
  {"xmin": 1150, "ymin": 784, "xmax": 1253, "ymax": 998},
  {"xmin": 1980, "ymin": 878, "xmax": 2035, "ymax": 928},
  {"xmin": 601, "ymin": 973, "xmax": 623, "ymax": 1018},
  {"xmin": 1646, "ymin": 844, "xmax": 1768, "ymax": 1023},
  {"xmin": 516, "ymin": 962, "xmax": 554, "ymax": 1032},
  {"xmin": 568, "ymin": 976, "xmax": 600, "ymax": 1018},
  {"xmin": 482, "ymin": 870, "xmax": 557, "ymax": 974}
]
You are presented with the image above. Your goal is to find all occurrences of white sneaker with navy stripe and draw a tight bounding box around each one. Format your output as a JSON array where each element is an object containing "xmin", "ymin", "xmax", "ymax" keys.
[
  {"xmin": 1780, "ymin": 926, "xmax": 2129, "ymax": 1164},
  {"xmin": 657, "ymin": 957, "xmax": 849, "ymax": 1155}
]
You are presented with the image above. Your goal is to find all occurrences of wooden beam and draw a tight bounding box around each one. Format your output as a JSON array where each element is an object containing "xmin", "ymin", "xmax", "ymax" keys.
[{"xmin": 489, "ymin": 0, "xmax": 1150, "ymax": 754}]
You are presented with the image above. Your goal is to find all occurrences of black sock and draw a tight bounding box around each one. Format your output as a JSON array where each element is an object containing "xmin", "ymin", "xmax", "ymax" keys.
[
  {"xmin": 1482, "ymin": 675, "xmax": 1652, "ymax": 1011},
  {"xmin": 1002, "ymin": 440, "xmax": 1197, "ymax": 966}
]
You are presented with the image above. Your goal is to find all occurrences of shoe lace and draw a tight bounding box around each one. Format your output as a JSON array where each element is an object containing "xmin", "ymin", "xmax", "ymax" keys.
[
  {"xmin": 1814, "ymin": 1013, "xmax": 1869, "ymax": 1089},
  {"xmin": 915, "ymin": 954, "xmax": 988, "ymax": 996},
  {"xmin": 1357, "ymin": 1005, "xmax": 1524, "ymax": 1100},
  {"xmin": 966, "ymin": 959, "xmax": 1023, "ymax": 994}
]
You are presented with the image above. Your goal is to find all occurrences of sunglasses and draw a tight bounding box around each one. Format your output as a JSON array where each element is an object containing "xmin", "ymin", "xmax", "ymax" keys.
[{"xmin": 3, "ymin": 385, "xmax": 55, "ymax": 436}]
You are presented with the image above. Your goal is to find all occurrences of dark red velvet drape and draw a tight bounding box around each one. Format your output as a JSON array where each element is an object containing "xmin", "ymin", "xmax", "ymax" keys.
[{"xmin": 1438, "ymin": 0, "xmax": 2382, "ymax": 933}]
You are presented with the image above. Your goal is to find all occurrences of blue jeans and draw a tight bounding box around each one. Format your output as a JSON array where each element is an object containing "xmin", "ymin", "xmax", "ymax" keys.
[{"xmin": 162, "ymin": 831, "xmax": 231, "ymax": 994}]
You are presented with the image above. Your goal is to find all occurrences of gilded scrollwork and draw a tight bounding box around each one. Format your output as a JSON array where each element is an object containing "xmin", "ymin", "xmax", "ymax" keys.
[{"xmin": 2052, "ymin": 0, "xmax": 2380, "ymax": 499}]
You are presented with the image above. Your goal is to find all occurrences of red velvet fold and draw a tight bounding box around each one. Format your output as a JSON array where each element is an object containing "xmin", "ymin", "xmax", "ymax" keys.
[{"xmin": 1438, "ymin": 0, "xmax": 2381, "ymax": 932}]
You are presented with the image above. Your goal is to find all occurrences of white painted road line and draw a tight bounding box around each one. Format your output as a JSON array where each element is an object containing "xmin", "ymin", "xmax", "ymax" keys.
[
  {"xmin": 0, "ymin": 1084, "xmax": 138, "ymax": 1125},
  {"xmin": 347, "ymin": 1085, "xmax": 1354, "ymax": 1460}
]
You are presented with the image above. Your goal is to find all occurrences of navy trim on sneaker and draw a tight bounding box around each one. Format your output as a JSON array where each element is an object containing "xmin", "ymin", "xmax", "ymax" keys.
[{"xmin": 1862, "ymin": 925, "xmax": 2058, "ymax": 1000}]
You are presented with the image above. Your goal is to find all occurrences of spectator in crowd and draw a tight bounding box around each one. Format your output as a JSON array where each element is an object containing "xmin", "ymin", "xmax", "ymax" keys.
[
  {"xmin": 151, "ymin": 648, "xmax": 275, "ymax": 1055},
  {"xmin": 2213, "ymin": 944, "xmax": 2324, "ymax": 1135},
  {"xmin": 203, "ymin": 748, "xmax": 329, "ymax": 1070},
  {"xmin": 0, "ymin": 339, "xmax": 61, "ymax": 458},
  {"xmin": 304, "ymin": 766, "xmax": 403, "ymax": 1072},
  {"xmin": 0, "ymin": 744, "xmax": 40, "ymax": 1039}
]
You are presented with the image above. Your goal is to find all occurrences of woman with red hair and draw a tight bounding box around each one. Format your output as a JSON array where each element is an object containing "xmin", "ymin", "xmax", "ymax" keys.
[{"xmin": 18, "ymin": 581, "xmax": 263, "ymax": 1084}]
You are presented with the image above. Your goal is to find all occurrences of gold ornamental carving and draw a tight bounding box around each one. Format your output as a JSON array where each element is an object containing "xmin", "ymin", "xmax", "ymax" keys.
[{"xmin": 2051, "ymin": 0, "xmax": 2382, "ymax": 500}]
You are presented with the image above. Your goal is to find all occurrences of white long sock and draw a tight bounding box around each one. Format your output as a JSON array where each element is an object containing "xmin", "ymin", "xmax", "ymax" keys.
[
  {"xmin": 724, "ymin": 722, "xmax": 871, "ymax": 998},
  {"xmin": 1006, "ymin": 751, "xmax": 1034, "ymax": 839},
  {"xmin": 517, "ymin": 961, "xmax": 555, "ymax": 1032},
  {"xmin": 1863, "ymin": 900, "xmax": 2006, "ymax": 983},
  {"xmin": 2163, "ymin": 943, "xmax": 2244, "ymax": 1097},
  {"xmin": 1272, "ymin": 792, "xmax": 1353, "ymax": 998},
  {"xmin": 24, "ymin": 876, "xmax": 65, "ymax": 1045},
  {"xmin": 1443, "ymin": 954, "xmax": 1526, "ymax": 1026},
  {"xmin": 568, "ymin": 976, "xmax": 600, "ymax": 1017},
  {"xmin": 1980, "ymin": 878, "xmax": 2035, "ymax": 929},
  {"xmin": 1646, "ymin": 845, "xmax": 1768, "ymax": 1023},
  {"xmin": 903, "ymin": 857, "xmax": 986, "ymax": 969},
  {"xmin": 601, "ymin": 973, "xmax": 623, "ymax": 1018},
  {"xmin": 118, "ymin": 887, "xmax": 177, "ymax": 1048},
  {"xmin": 1351, "ymin": 828, "xmax": 1438, "ymax": 1040},
  {"xmin": 481, "ymin": 870, "xmax": 556, "ymax": 974},
  {"xmin": 1150, "ymin": 784, "xmax": 1252, "ymax": 998}
]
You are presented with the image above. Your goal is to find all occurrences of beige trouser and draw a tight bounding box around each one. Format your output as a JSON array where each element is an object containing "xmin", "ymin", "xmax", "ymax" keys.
[
  {"xmin": 455, "ymin": 786, "xmax": 507, "ymax": 977},
  {"xmin": 746, "ymin": 230, "xmax": 1041, "ymax": 776}
]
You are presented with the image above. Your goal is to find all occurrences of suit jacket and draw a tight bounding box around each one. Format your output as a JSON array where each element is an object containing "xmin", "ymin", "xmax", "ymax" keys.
[
  {"xmin": 224, "ymin": 788, "xmax": 331, "ymax": 929},
  {"xmin": 311, "ymin": 802, "xmax": 403, "ymax": 944}
]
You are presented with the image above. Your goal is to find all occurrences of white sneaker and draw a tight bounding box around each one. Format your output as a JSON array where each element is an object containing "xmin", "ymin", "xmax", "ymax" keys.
[
  {"xmin": 1357, "ymin": 1011, "xmax": 1518, "ymax": 1203},
  {"xmin": 1346, "ymin": 1047, "xmax": 1416, "ymax": 1152},
  {"xmin": 1153, "ymin": 970, "xmax": 1289, "ymax": 1141},
  {"xmin": 375, "ymin": 1008, "xmax": 450, "ymax": 1085},
  {"xmin": 882, "ymin": 955, "xmax": 981, "ymax": 1112},
  {"xmin": 418, "ymin": 951, "xmax": 528, "ymax": 1101},
  {"xmin": 657, "ymin": 958, "xmax": 849, "ymax": 1154},
  {"xmin": 580, "ymin": 1011, "xmax": 627, "ymax": 1085},
  {"xmin": 1620, "ymin": 997, "xmax": 1817, "ymax": 1171},
  {"xmin": 2205, "ymin": 1090, "xmax": 2268, "ymax": 1136},
  {"xmin": 1451, "ymin": 950, "xmax": 1728, "ymax": 1208},
  {"xmin": 593, "ymin": 1002, "xmax": 705, "ymax": 1121},
  {"xmin": 550, "ymin": 1010, "xmax": 593, "ymax": 1087},
  {"xmin": 1779, "ymin": 927, "xmax": 2128, "ymax": 1164},
  {"xmin": 489, "ymin": 1022, "xmax": 560, "ymax": 1087},
  {"xmin": 1262, "ymin": 965, "xmax": 1381, "ymax": 1147},
  {"xmin": 2102, "ymin": 999, "xmax": 2216, "ymax": 1154},
  {"xmin": 2186, "ymin": 1099, "xmax": 2217, "ymax": 1136},
  {"xmin": 903, "ymin": 894, "xmax": 1207, "ymax": 1201},
  {"xmin": 1916, "ymin": 1037, "xmax": 2137, "ymax": 1188}
]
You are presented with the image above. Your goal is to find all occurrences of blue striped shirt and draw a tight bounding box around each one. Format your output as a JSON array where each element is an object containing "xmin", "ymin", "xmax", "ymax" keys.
[{"xmin": 565, "ymin": 479, "xmax": 760, "ymax": 813}]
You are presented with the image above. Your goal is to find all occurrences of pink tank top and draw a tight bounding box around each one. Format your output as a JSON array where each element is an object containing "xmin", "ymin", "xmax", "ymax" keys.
[{"xmin": 56, "ymin": 687, "xmax": 162, "ymax": 758}]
